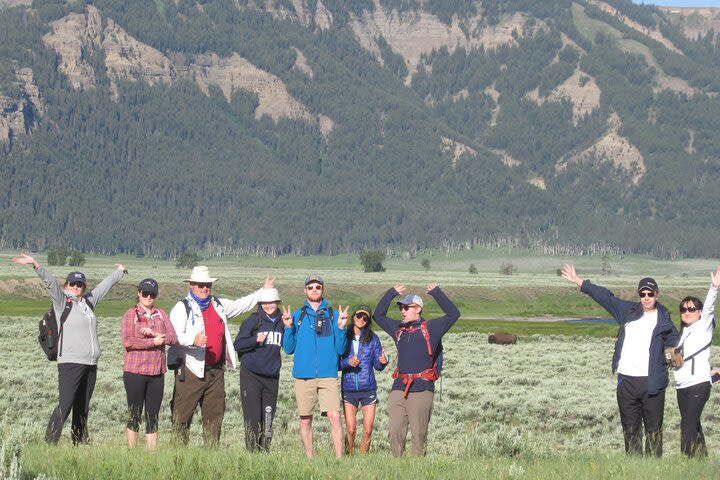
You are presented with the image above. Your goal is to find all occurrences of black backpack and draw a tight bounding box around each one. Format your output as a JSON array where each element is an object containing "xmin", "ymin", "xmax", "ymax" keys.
[{"xmin": 39, "ymin": 296, "xmax": 94, "ymax": 361}]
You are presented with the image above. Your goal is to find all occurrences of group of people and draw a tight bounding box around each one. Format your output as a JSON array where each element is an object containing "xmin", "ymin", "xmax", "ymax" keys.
[
  {"xmin": 562, "ymin": 264, "xmax": 719, "ymax": 458},
  {"xmin": 12, "ymin": 252, "xmax": 719, "ymax": 457},
  {"xmin": 12, "ymin": 253, "xmax": 460, "ymax": 457}
]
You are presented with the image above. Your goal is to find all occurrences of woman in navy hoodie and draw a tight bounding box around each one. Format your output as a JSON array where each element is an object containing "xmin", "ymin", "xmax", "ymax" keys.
[
  {"xmin": 233, "ymin": 287, "xmax": 285, "ymax": 452},
  {"xmin": 339, "ymin": 305, "xmax": 388, "ymax": 454}
]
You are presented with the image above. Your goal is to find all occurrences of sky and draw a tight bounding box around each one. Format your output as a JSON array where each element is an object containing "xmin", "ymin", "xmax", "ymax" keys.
[{"xmin": 633, "ymin": 1, "xmax": 720, "ymax": 6}]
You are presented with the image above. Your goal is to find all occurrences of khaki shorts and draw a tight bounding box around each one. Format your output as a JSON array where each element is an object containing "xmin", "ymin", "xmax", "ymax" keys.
[{"xmin": 294, "ymin": 378, "xmax": 341, "ymax": 416}]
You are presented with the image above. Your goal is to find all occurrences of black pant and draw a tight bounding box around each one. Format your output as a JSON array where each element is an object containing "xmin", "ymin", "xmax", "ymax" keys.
[
  {"xmin": 123, "ymin": 372, "xmax": 165, "ymax": 434},
  {"xmin": 239, "ymin": 366, "xmax": 279, "ymax": 452},
  {"xmin": 677, "ymin": 382, "xmax": 711, "ymax": 457},
  {"xmin": 616, "ymin": 374, "xmax": 665, "ymax": 456},
  {"xmin": 46, "ymin": 363, "xmax": 97, "ymax": 445}
]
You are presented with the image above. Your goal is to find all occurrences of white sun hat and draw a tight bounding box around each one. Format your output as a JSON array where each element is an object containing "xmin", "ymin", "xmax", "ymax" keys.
[
  {"xmin": 258, "ymin": 288, "xmax": 281, "ymax": 303},
  {"xmin": 184, "ymin": 266, "xmax": 218, "ymax": 283}
]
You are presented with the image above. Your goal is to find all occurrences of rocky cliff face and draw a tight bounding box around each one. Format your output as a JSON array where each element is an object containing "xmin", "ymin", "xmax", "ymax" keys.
[
  {"xmin": 0, "ymin": 68, "xmax": 44, "ymax": 146},
  {"xmin": 349, "ymin": 0, "xmax": 540, "ymax": 84},
  {"xmin": 41, "ymin": 6, "xmax": 328, "ymax": 131}
]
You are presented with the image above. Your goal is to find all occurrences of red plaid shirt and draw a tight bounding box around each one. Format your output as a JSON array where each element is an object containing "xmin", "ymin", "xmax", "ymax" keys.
[{"xmin": 121, "ymin": 305, "xmax": 178, "ymax": 375}]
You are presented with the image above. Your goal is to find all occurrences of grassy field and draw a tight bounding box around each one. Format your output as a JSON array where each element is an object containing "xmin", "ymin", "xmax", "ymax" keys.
[
  {"xmin": 2, "ymin": 318, "xmax": 720, "ymax": 478},
  {"xmin": 3, "ymin": 249, "xmax": 720, "ymax": 478}
]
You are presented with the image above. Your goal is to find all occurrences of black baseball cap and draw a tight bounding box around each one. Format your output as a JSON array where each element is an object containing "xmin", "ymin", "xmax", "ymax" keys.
[
  {"xmin": 637, "ymin": 277, "xmax": 659, "ymax": 293},
  {"xmin": 138, "ymin": 278, "xmax": 159, "ymax": 296}
]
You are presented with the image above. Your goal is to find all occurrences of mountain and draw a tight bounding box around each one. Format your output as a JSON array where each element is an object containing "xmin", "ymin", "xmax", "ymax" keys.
[{"xmin": 2, "ymin": 0, "xmax": 720, "ymax": 258}]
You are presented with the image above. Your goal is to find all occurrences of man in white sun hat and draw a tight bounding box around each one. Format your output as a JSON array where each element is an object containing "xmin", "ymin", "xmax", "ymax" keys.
[{"xmin": 168, "ymin": 265, "xmax": 275, "ymax": 446}]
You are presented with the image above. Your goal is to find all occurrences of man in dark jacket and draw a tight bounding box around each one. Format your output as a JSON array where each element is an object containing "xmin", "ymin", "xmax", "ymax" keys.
[
  {"xmin": 561, "ymin": 264, "xmax": 679, "ymax": 457},
  {"xmin": 233, "ymin": 287, "xmax": 285, "ymax": 452},
  {"xmin": 374, "ymin": 283, "xmax": 460, "ymax": 457}
]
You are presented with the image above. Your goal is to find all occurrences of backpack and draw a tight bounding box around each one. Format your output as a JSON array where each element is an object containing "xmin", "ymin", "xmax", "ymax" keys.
[
  {"xmin": 39, "ymin": 295, "xmax": 94, "ymax": 361},
  {"xmin": 392, "ymin": 321, "xmax": 442, "ymax": 397}
]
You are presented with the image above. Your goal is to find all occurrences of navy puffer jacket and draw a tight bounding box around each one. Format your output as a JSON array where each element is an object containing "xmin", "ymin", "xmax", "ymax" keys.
[{"xmin": 340, "ymin": 332, "xmax": 387, "ymax": 392}]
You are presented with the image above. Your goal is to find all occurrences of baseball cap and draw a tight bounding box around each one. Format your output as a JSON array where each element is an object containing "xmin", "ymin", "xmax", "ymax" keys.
[
  {"xmin": 396, "ymin": 294, "xmax": 424, "ymax": 308},
  {"xmin": 637, "ymin": 277, "xmax": 659, "ymax": 293},
  {"xmin": 138, "ymin": 278, "xmax": 159, "ymax": 296},
  {"xmin": 304, "ymin": 274, "xmax": 324, "ymax": 286},
  {"xmin": 66, "ymin": 271, "xmax": 86, "ymax": 285}
]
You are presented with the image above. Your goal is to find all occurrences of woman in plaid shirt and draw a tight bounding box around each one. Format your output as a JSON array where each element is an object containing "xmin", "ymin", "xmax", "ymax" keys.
[{"xmin": 121, "ymin": 278, "xmax": 178, "ymax": 449}]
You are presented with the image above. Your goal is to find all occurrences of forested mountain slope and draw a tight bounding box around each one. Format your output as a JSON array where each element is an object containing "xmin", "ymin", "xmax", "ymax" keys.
[{"xmin": 2, "ymin": 0, "xmax": 720, "ymax": 257}]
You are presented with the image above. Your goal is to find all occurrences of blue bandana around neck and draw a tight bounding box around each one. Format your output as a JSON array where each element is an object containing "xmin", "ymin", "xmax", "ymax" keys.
[{"xmin": 189, "ymin": 290, "xmax": 211, "ymax": 312}]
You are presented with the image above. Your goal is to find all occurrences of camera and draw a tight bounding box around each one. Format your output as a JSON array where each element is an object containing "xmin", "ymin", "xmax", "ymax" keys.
[{"xmin": 315, "ymin": 310, "xmax": 325, "ymax": 334}]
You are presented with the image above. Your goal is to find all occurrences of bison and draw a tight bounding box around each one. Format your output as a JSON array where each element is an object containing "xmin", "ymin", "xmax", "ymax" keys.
[{"xmin": 488, "ymin": 332, "xmax": 518, "ymax": 345}]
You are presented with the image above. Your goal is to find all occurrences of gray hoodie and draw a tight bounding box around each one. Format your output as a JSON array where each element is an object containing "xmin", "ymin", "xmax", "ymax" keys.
[{"xmin": 36, "ymin": 265, "xmax": 125, "ymax": 365}]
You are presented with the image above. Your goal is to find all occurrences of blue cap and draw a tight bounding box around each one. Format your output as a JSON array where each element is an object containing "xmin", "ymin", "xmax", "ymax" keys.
[{"xmin": 66, "ymin": 271, "xmax": 86, "ymax": 285}]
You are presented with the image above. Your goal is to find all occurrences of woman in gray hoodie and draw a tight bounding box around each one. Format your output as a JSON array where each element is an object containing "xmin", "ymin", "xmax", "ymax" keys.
[{"xmin": 13, "ymin": 252, "xmax": 126, "ymax": 444}]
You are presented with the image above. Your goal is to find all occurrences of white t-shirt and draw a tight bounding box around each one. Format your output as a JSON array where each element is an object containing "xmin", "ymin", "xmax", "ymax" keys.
[{"xmin": 617, "ymin": 309, "xmax": 658, "ymax": 377}]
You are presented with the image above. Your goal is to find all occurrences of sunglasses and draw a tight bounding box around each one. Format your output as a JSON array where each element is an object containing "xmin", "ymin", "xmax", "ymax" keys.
[
  {"xmin": 399, "ymin": 304, "xmax": 415, "ymax": 311},
  {"xmin": 194, "ymin": 283, "xmax": 212, "ymax": 289},
  {"xmin": 638, "ymin": 291, "xmax": 656, "ymax": 298},
  {"xmin": 679, "ymin": 306, "xmax": 698, "ymax": 314},
  {"xmin": 354, "ymin": 313, "xmax": 369, "ymax": 321},
  {"xmin": 306, "ymin": 284, "xmax": 323, "ymax": 291},
  {"xmin": 140, "ymin": 291, "xmax": 157, "ymax": 299},
  {"xmin": 68, "ymin": 282, "xmax": 85, "ymax": 288}
]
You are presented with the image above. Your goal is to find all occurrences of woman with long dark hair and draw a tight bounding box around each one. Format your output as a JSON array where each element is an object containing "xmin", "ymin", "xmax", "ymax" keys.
[
  {"xmin": 671, "ymin": 266, "xmax": 719, "ymax": 457},
  {"xmin": 339, "ymin": 305, "xmax": 388, "ymax": 454}
]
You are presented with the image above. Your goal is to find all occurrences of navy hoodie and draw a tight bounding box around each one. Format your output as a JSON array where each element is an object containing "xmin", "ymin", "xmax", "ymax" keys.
[
  {"xmin": 234, "ymin": 306, "xmax": 284, "ymax": 377},
  {"xmin": 374, "ymin": 286, "xmax": 460, "ymax": 393}
]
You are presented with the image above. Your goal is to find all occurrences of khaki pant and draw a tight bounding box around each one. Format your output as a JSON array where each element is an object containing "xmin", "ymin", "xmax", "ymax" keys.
[
  {"xmin": 387, "ymin": 389, "xmax": 434, "ymax": 456},
  {"xmin": 171, "ymin": 367, "xmax": 225, "ymax": 446}
]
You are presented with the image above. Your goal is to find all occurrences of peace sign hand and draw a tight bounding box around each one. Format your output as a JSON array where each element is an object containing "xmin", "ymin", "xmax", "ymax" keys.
[
  {"xmin": 263, "ymin": 274, "xmax": 276, "ymax": 289},
  {"xmin": 281, "ymin": 305, "xmax": 293, "ymax": 328},
  {"xmin": 393, "ymin": 284, "xmax": 407, "ymax": 296},
  {"xmin": 711, "ymin": 266, "xmax": 720, "ymax": 289},
  {"xmin": 337, "ymin": 305, "xmax": 349, "ymax": 329}
]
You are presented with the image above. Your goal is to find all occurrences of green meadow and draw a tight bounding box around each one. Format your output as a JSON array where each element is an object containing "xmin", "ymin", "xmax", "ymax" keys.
[{"xmin": 2, "ymin": 249, "xmax": 720, "ymax": 478}]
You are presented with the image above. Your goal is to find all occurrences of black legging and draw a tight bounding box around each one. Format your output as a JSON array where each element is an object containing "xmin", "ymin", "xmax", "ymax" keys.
[
  {"xmin": 677, "ymin": 382, "xmax": 711, "ymax": 457},
  {"xmin": 123, "ymin": 371, "xmax": 164, "ymax": 434}
]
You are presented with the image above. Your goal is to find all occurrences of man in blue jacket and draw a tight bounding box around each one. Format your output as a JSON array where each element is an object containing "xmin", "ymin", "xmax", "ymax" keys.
[
  {"xmin": 282, "ymin": 275, "xmax": 348, "ymax": 458},
  {"xmin": 561, "ymin": 264, "xmax": 679, "ymax": 457}
]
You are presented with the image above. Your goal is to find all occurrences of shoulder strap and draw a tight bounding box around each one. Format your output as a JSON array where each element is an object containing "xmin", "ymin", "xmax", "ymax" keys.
[
  {"xmin": 297, "ymin": 308, "xmax": 307, "ymax": 327},
  {"xmin": 684, "ymin": 342, "xmax": 712, "ymax": 363},
  {"xmin": 212, "ymin": 296, "xmax": 222, "ymax": 308},
  {"xmin": 181, "ymin": 298, "xmax": 194, "ymax": 325},
  {"xmin": 57, "ymin": 298, "xmax": 74, "ymax": 358},
  {"xmin": 84, "ymin": 295, "xmax": 94, "ymax": 311}
]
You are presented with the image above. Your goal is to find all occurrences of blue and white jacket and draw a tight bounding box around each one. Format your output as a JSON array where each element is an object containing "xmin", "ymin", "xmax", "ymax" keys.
[
  {"xmin": 340, "ymin": 332, "xmax": 387, "ymax": 392},
  {"xmin": 282, "ymin": 299, "xmax": 347, "ymax": 379}
]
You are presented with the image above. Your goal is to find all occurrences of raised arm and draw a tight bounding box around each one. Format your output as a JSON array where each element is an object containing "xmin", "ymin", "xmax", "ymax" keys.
[
  {"xmin": 374, "ymin": 285, "xmax": 404, "ymax": 335},
  {"xmin": 222, "ymin": 275, "xmax": 276, "ymax": 318},
  {"xmin": 427, "ymin": 284, "xmax": 460, "ymax": 336},
  {"xmin": 699, "ymin": 266, "xmax": 720, "ymax": 330},
  {"xmin": 333, "ymin": 306, "xmax": 349, "ymax": 355},
  {"xmin": 562, "ymin": 264, "xmax": 634, "ymax": 321},
  {"xmin": 281, "ymin": 305, "xmax": 297, "ymax": 355},
  {"xmin": 14, "ymin": 253, "xmax": 66, "ymax": 308},
  {"xmin": 88, "ymin": 264, "xmax": 126, "ymax": 305}
]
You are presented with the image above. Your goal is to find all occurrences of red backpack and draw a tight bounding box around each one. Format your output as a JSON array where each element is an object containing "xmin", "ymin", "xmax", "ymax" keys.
[{"xmin": 392, "ymin": 321, "xmax": 440, "ymax": 397}]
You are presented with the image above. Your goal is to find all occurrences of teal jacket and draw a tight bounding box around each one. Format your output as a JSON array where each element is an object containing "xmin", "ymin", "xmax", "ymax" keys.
[{"xmin": 282, "ymin": 299, "xmax": 347, "ymax": 379}]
